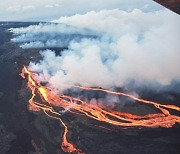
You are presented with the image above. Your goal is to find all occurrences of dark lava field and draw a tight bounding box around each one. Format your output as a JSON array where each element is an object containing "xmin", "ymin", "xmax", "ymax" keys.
[{"xmin": 0, "ymin": 22, "xmax": 180, "ymax": 154}]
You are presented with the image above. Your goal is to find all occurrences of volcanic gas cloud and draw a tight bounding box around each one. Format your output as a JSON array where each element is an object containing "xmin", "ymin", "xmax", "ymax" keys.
[{"xmin": 11, "ymin": 9, "xmax": 180, "ymax": 153}]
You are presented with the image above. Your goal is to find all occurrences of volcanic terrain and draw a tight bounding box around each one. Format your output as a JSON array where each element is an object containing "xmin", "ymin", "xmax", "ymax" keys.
[{"xmin": 0, "ymin": 22, "xmax": 180, "ymax": 154}]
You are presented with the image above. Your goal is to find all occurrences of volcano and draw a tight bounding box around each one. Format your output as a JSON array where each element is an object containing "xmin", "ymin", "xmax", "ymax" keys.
[{"xmin": 0, "ymin": 22, "xmax": 180, "ymax": 154}]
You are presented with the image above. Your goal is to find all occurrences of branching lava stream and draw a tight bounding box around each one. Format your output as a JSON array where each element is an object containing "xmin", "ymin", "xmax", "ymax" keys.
[{"xmin": 20, "ymin": 66, "xmax": 180, "ymax": 153}]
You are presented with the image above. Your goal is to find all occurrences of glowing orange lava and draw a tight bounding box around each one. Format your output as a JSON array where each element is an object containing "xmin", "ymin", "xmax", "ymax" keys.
[{"xmin": 20, "ymin": 66, "xmax": 180, "ymax": 153}]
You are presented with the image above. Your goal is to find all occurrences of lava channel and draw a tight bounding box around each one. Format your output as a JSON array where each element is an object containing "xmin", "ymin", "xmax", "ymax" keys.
[{"xmin": 20, "ymin": 66, "xmax": 180, "ymax": 153}]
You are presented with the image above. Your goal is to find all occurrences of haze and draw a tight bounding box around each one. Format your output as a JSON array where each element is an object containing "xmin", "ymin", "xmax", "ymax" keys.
[{"xmin": 0, "ymin": 0, "xmax": 164, "ymax": 21}]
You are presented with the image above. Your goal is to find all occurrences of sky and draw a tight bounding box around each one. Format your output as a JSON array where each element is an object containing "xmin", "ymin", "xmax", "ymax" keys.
[{"xmin": 0, "ymin": 0, "xmax": 165, "ymax": 21}]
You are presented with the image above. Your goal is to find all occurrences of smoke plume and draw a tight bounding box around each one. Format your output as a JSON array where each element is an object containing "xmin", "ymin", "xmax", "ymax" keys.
[
  {"xmin": 9, "ymin": 23, "xmax": 99, "ymax": 48},
  {"xmin": 11, "ymin": 9, "xmax": 180, "ymax": 92}
]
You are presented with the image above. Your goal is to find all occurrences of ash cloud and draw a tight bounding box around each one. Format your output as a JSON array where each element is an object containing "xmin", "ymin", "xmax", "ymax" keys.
[{"xmin": 11, "ymin": 9, "xmax": 180, "ymax": 93}]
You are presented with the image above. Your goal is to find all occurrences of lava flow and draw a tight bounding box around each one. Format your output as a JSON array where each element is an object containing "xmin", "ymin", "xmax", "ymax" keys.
[{"xmin": 20, "ymin": 66, "xmax": 180, "ymax": 153}]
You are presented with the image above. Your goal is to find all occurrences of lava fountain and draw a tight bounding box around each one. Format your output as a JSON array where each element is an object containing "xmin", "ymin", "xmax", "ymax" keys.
[{"xmin": 20, "ymin": 66, "xmax": 180, "ymax": 153}]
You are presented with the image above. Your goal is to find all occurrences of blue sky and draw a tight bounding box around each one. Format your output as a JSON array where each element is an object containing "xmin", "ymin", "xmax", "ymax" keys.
[{"xmin": 0, "ymin": 0, "xmax": 164, "ymax": 21}]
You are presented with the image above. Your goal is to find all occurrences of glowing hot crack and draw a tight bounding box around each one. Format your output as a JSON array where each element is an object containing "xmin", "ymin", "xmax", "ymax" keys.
[{"xmin": 20, "ymin": 66, "xmax": 180, "ymax": 153}]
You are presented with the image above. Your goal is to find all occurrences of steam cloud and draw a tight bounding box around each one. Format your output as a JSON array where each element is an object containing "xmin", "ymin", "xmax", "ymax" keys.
[
  {"xmin": 9, "ymin": 23, "xmax": 99, "ymax": 48},
  {"xmin": 11, "ymin": 9, "xmax": 180, "ymax": 92}
]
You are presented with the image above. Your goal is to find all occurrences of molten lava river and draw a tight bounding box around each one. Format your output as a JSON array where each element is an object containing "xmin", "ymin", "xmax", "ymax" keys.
[{"xmin": 21, "ymin": 66, "xmax": 180, "ymax": 153}]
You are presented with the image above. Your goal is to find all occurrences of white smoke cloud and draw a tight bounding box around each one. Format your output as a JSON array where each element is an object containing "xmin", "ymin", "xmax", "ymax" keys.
[
  {"xmin": 9, "ymin": 23, "xmax": 99, "ymax": 48},
  {"xmin": 10, "ymin": 23, "xmax": 97, "ymax": 34},
  {"xmin": 11, "ymin": 9, "xmax": 180, "ymax": 91},
  {"xmin": 53, "ymin": 9, "xmax": 175, "ymax": 37}
]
